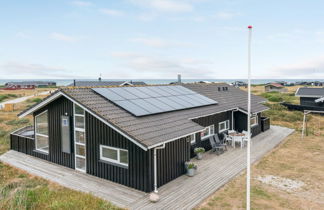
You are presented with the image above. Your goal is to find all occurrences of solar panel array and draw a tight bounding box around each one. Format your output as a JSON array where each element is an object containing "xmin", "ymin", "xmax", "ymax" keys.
[{"xmin": 92, "ymin": 86, "xmax": 218, "ymax": 117}]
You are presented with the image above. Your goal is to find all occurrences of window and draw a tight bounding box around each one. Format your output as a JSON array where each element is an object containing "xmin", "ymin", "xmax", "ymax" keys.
[
  {"xmin": 74, "ymin": 104, "xmax": 86, "ymax": 172},
  {"xmin": 35, "ymin": 110, "xmax": 49, "ymax": 153},
  {"xmin": 100, "ymin": 145, "xmax": 129, "ymax": 167},
  {"xmin": 251, "ymin": 116, "xmax": 258, "ymax": 127},
  {"xmin": 186, "ymin": 133, "xmax": 196, "ymax": 144},
  {"xmin": 219, "ymin": 120, "xmax": 230, "ymax": 133},
  {"xmin": 200, "ymin": 125, "xmax": 215, "ymax": 140}
]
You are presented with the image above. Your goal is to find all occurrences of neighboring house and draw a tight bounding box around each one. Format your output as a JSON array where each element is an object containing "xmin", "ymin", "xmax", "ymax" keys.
[
  {"xmin": 4, "ymin": 81, "xmax": 56, "ymax": 90},
  {"xmin": 11, "ymin": 83, "xmax": 269, "ymax": 193},
  {"xmin": 67, "ymin": 80, "xmax": 146, "ymax": 87},
  {"xmin": 265, "ymin": 83, "xmax": 288, "ymax": 93},
  {"xmin": 295, "ymin": 87, "xmax": 324, "ymax": 108}
]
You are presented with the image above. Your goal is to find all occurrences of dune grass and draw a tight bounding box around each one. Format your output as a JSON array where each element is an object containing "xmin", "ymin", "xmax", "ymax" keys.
[{"xmin": 198, "ymin": 85, "xmax": 324, "ymax": 209}]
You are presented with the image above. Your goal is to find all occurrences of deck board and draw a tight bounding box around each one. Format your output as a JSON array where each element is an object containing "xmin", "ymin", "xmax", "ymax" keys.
[{"xmin": 0, "ymin": 126, "xmax": 294, "ymax": 209}]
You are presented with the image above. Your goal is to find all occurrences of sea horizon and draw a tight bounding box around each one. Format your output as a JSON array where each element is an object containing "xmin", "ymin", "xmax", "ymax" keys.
[{"xmin": 1, "ymin": 78, "xmax": 324, "ymax": 86}]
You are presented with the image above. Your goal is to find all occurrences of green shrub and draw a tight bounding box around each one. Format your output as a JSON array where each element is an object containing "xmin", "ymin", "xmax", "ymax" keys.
[
  {"xmin": 0, "ymin": 95, "xmax": 9, "ymax": 102},
  {"xmin": 7, "ymin": 94, "xmax": 17, "ymax": 98},
  {"xmin": 0, "ymin": 130, "xmax": 7, "ymax": 138},
  {"xmin": 27, "ymin": 98, "xmax": 42, "ymax": 104},
  {"xmin": 194, "ymin": 147, "xmax": 205, "ymax": 154},
  {"xmin": 267, "ymin": 95, "xmax": 283, "ymax": 102},
  {"xmin": 7, "ymin": 119, "xmax": 30, "ymax": 126}
]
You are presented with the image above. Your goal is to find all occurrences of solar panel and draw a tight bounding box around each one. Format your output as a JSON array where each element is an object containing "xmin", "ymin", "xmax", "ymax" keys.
[{"xmin": 92, "ymin": 86, "xmax": 218, "ymax": 116}]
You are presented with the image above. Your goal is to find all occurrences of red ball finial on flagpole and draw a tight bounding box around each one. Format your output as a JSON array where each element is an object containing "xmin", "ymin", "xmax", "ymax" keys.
[{"xmin": 248, "ymin": 25, "xmax": 252, "ymax": 29}]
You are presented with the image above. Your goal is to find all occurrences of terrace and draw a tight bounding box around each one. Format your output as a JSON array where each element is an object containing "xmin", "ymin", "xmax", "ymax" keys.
[{"xmin": 1, "ymin": 125, "xmax": 294, "ymax": 209}]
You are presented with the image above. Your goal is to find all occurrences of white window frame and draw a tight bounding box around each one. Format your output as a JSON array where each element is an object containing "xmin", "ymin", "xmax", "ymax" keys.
[
  {"xmin": 201, "ymin": 125, "xmax": 215, "ymax": 141},
  {"xmin": 99, "ymin": 145, "xmax": 129, "ymax": 167},
  {"xmin": 35, "ymin": 110, "xmax": 49, "ymax": 154},
  {"xmin": 251, "ymin": 115, "xmax": 258, "ymax": 127},
  {"xmin": 74, "ymin": 104, "xmax": 86, "ymax": 172},
  {"xmin": 188, "ymin": 133, "xmax": 196, "ymax": 144},
  {"xmin": 219, "ymin": 120, "xmax": 230, "ymax": 133}
]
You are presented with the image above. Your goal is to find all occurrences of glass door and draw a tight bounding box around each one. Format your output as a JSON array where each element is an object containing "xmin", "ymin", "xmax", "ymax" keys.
[{"xmin": 74, "ymin": 104, "xmax": 86, "ymax": 172}]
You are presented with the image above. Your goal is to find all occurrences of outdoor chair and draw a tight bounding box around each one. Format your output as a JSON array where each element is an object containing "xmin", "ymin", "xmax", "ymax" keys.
[
  {"xmin": 208, "ymin": 136, "xmax": 225, "ymax": 155},
  {"xmin": 233, "ymin": 135, "xmax": 244, "ymax": 149},
  {"xmin": 214, "ymin": 135, "xmax": 227, "ymax": 151},
  {"xmin": 223, "ymin": 134, "xmax": 233, "ymax": 146},
  {"xmin": 242, "ymin": 130, "xmax": 252, "ymax": 146}
]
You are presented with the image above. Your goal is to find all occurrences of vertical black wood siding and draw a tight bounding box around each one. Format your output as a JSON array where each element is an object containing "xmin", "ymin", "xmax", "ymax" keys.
[
  {"xmin": 147, "ymin": 137, "xmax": 191, "ymax": 189},
  {"xmin": 34, "ymin": 96, "xmax": 75, "ymax": 168},
  {"xmin": 191, "ymin": 111, "xmax": 233, "ymax": 155},
  {"xmin": 85, "ymin": 113, "xmax": 152, "ymax": 192},
  {"xmin": 10, "ymin": 96, "xmax": 75, "ymax": 168},
  {"xmin": 301, "ymin": 97, "xmax": 324, "ymax": 107},
  {"xmin": 234, "ymin": 111, "xmax": 262, "ymax": 137}
]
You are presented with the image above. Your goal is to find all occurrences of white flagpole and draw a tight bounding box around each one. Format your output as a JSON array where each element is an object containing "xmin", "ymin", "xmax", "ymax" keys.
[{"xmin": 247, "ymin": 25, "xmax": 252, "ymax": 210}]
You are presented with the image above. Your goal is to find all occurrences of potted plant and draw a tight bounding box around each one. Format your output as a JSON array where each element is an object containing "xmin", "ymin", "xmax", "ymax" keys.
[
  {"xmin": 185, "ymin": 162, "xmax": 197, "ymax": 177},
  {"xmin": 194, "ymin": 147, "xmax": 205, "ymax": 160}
]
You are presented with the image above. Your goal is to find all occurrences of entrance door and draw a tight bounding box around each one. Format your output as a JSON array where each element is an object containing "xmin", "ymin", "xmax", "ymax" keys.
[{"xmin": 73, "ymin": 104, "xmax": 86, "ymax": 172}]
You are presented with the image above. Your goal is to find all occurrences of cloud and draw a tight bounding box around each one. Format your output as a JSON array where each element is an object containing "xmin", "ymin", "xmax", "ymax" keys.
[
  {"xmin": 0, "ymin": 61, "xmax": 75, "ymax": 79},
  {"xmin": 130, "ymin": 0, "xmax": 193, "ymax": 13},
  {"xmin": 214, "ymin": 11, "xmax": 240, "ymax": 20},
  {"xmin": 99, "ymin": 8, "xmax": 124, "ymax": 16},
  {"xmin": 110, "ymin": 52, "xmax": 214, "ymax": 78},
  {"xmin": 269, "ymin": 56, "xmax": 324, "ymax": 78},
  {"xmin": 71, "ymin": 1, "xmax": 93, "ymax": 7},
  {"xmin": 129, "ymin": 37, "xmax": 192, "ymax": 48},
  {"xmin": 49, "ymin": 32, "xmax": 81, "ymax": 42}
]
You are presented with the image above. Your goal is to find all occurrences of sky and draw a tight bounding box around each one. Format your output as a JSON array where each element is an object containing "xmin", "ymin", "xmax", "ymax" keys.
[{"xmin": 1, "ymin": 0, "xmax": 324, "ymax": 80}]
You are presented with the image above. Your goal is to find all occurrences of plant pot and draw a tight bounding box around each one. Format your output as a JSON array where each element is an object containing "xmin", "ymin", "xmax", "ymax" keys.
[
  {"xmin": 187, "ymin": 168, "xmax": 195, "ymax": 177},
  {"xmin": 196, "ymin": 152, "xmax": 203, "ymax": 160}
]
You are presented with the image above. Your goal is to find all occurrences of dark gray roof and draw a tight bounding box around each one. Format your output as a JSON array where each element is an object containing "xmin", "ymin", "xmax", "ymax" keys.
[
  {"xmin": 58, "ymin": 83, "xmax": 267, "ymax": 148},
  {"xmin": 295, "ymin": 87, "xmax": 324, "ymax": 97},
  {"xmin": 5, "ymin": 81, "xmax": 56, "ymax": 86},
  {"xmin": 67, "ymin": 81, "xmax": 146, "ymax": 87}
]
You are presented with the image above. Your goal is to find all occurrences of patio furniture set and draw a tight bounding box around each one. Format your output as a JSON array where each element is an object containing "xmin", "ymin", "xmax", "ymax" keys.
[{"xmin": 209, "ymin": 130, "xmax": 252, "ymax": 155}]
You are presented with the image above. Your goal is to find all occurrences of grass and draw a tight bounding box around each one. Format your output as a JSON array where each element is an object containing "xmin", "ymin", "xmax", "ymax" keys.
[
  {"xmin": 198, "ymin": 85, "xmax": 324, "ymax": 209},
  {"xmin": 26, "ymin": 97, "xmax": 42, "ymax": 104},
  {"xmin": 0, "ymin": 163, "xmax": 121, "ymax": 210},
  {"xmin": 0, "ymin": 94, "xmax": 18, "ymax": 103},
  {"xmin": 0, "ymin": 88, "xmax": 121, "ymax": 209}
]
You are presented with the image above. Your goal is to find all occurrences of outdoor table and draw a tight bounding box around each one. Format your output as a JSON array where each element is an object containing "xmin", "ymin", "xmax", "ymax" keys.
[{"xmin": 229, "ymin": 133, "xmax": 245, "ymax": 148}]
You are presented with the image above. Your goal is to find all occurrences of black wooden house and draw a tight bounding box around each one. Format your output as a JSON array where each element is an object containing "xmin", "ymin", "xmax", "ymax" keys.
[
  {"xmin": 11, "ymin": 83, "xmax": 269, "ymax": 192},
  {"xmin": 296, "ymin": 87, "xmax": 324, "ymax": 108}
]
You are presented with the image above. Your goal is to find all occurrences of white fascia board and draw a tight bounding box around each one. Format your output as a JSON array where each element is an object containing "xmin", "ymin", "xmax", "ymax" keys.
[
  {"xmin": 18, "ymin": 92, "xmax": 62, "ymax": 118},
  {"xmin": 147, "ymin": 129, "xmax": 205, "ymax": 149},
  {"xmin": 19, "ymin": 91, "xmax": 148, "ymax": 151}
]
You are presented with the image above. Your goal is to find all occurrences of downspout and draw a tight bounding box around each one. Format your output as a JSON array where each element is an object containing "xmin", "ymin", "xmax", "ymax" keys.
[{"xmin": 153, "ymin": 143, "xmax": 165, "ymax": 193}]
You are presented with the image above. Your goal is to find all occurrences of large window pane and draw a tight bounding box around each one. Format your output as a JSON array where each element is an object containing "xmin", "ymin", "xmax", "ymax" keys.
[
  {"xmin": 75, "ymin": 104, "xmax": 84, "ymax": 115},
  {"xmin": 75, "ymin": 131, "xmax": 85, "ymax": 144},
  {"xmin": 75, "ymin": 116, "xmax": 85, "ymax": 129},
  {"xmin": 36, "ymin": 135, "xmax": 49, "ymax": 152},
  {"xmin": 75, "ymin": 144, "xmax": 86, "ymax": 156},
  {"xmin": 36, "ymin": 112, "xmax": 48, "ymax": 136},
  {"xmin": 76, "ymin": 157, "xmax": 86, "ymax": 171},
  {"xmin": 102, "ymin": 147, "xmax": 118, "ymax": 160},
  {"xmin": 120, "ymin": 150, "xmax": 128, "ymax": 165}
]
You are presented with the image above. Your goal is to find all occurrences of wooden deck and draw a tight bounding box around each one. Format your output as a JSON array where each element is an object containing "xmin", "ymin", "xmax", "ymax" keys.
[{"xmin": 0, "ymin": 126, "xmax": 294, "ymax": 209}]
